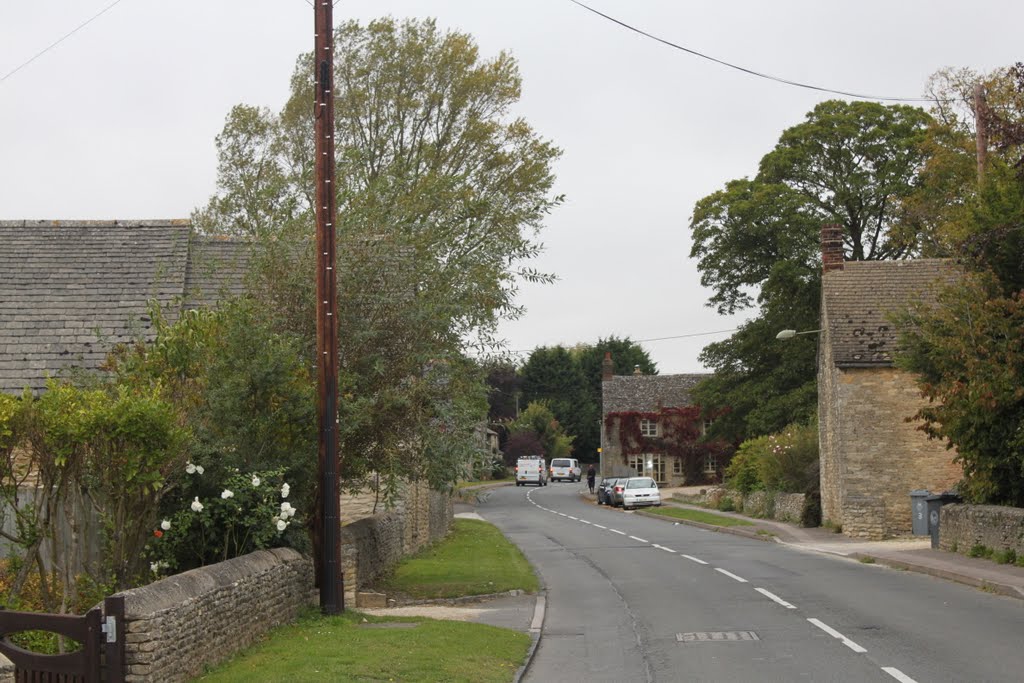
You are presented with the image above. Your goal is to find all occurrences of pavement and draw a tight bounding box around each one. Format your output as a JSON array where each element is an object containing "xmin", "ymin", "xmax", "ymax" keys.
[{"xmin": 363, "ymin": 481, "xmax": 1024, "ymax": 681}]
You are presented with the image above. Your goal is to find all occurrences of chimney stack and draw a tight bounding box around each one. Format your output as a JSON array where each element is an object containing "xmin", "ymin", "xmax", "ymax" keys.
[
  {"xmin": 601, "ymin": 352, "xmax": 614, "ymax": 381},
  {"xmin": 821, "ymin": 224, "xmax": 844, "ymax": 272}
]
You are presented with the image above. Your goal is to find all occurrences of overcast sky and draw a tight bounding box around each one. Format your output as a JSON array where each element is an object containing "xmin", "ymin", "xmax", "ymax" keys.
[{"xmin": 2, "ymin": 1, "xmax": 1021, "ymax": 373}]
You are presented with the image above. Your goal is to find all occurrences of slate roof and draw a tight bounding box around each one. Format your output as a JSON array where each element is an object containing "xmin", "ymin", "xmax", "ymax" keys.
[
  {"xmin": 0, "ymin": 220, "xmax": 250, "ymax": 394},
  {"xmin": 602, "ymin": 373, "xmax": 710, "ymax": 415},
  {"xmin": 821, "ymin": 259, "xmax": 958, "ymax": 367}
]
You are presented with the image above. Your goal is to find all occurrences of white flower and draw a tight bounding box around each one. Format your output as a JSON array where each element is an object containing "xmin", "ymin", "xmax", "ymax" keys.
[
  {"xmin": 251, "ymin": 475, "xmax": 261, "ymax": 487},
  {"xmin": 280, "ymin": 502, "xmax": 295, "ymax": 518},
  {"xmin": 221, "ymin": 489, "xmax": 234, "ymax": 499},
  {"xmin": 160, "ymin": 520, "xmax": 171, "ymax": 531},
  {"xmin": 196, "ymin": 465, "xmax": 205, "ymax": 475},
  {"xmin": 281, "ymin": 483, "xmax": 290, "ymax": 498},
  {"xmin": 191, "ymin": 497, "xmax": 204, "ymax": 512},
  {"xmin": 276, "ymin": 519, "xmax": 288, "ymax": 532},
  {"xmin": 150, "ymin": 561, "xmax": 161, "ymax": 574},
  {"xmin": 185, "ymin": 462, "xmax": 196, "ymax": 474}
]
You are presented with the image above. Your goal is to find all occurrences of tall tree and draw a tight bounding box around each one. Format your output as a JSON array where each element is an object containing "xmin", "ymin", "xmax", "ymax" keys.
[
  {"xmin": 519, "ymin": 346, "xmax": 587, "ymax": 454},
  {"xmin": 192, "ymin": 18, "xmax": 563, "ymax": 495},
  {"xmin": 690, "ymin": 100, "xmax": 933, "ymax": 439}
]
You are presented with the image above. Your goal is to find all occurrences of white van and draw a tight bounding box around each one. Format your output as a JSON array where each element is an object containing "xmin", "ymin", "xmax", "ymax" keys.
[
  {"xmin": 549, "ymin": 458, "xmax": 581, "ymax": 482},
  {"xmin": 515, "ymin": 456, "xmax": 547, "ymax": 486}
]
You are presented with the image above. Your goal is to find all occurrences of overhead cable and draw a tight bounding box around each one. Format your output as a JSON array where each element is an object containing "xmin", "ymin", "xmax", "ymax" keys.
[{"xmin": 567, "ymin": 0, "xmax": 950, "ymax": 104}]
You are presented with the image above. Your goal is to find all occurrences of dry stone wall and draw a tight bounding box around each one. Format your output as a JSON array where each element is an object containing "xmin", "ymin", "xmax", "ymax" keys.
[
  {"xmin": 939, "ymin": 504, "xmax": 1024, "ymax": 555},
  {"xmin": 116, "ymin": 548, "xmax": 312, "ymax": 683}
]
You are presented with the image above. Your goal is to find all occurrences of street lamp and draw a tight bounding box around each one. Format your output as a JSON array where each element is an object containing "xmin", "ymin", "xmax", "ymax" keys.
[{"xmin": 775, "ymin": 328, "xmax": 821, "ymax": 340}]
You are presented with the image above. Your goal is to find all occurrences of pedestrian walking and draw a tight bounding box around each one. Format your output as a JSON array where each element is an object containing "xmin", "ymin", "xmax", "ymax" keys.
[{"xmin": 586, "ymin": 464, "xmax": 596, "ymax": 494}]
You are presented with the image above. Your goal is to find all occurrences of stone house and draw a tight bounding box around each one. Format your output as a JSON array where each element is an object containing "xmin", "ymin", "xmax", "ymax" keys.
[
  {"xmin": 599, "ymin": 353, "xmax": 727, "ymax": 486},
  {"xmin": 0, "ymin": 220, "xmax": 248, "ymax": 395},
  {"xmin": 817, "ymin": 225, "xmax": 962, "ymax": 539}
]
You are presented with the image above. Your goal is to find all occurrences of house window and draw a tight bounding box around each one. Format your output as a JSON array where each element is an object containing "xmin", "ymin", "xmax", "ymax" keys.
[
  {"xmin": 628, "ymin": 454, "xmax": 646, "ymax": 476},
  {"xmin": 672, "ymin": 457, "xmax": 684, "ymax": 476},
  {"xmin": 639, "ymin": 419, "xmax": 658, "ymax": 437},
  {"xmin": 704, "ymin": 452, "xmax": 718, "ymax": 474},
  {"xmin": 701, "ymin": 418, "xmax": 714, "ymax": 436}
]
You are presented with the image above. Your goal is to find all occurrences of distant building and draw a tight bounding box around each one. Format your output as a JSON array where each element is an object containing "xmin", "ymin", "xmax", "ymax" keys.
[
  {"xmin": 600, "ymin": 355, "xmax": 729, "ymax": 486},
  {"xmin": 817, "ymin": 224, "xmax": 962, "ymax": 539}
]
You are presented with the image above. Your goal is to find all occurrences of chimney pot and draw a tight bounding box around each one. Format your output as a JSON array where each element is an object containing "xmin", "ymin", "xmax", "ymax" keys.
[{"xmin": 821, "ymin": 224, "xmax": 844, "ymax": 272}]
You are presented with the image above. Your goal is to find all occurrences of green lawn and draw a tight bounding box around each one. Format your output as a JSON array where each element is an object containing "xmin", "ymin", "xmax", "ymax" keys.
[
  {"xmin": 196, "ymin": 609, "xmax": 529, "ymax": 683},
  {"xmin": 197, "ymin": 517, "xmax": 537, "ymax": 682},
  {"xmin": 377, "ymin": 518, "xmax": 539, "ymax": 598},
  {"xmin": 645, "ymin": 506, "xmax": 755, "ymax": 527}
]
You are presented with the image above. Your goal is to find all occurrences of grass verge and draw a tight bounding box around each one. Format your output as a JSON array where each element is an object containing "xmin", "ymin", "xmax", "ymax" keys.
[
  {"xmin": 377, "ymin": 518, "xmax": 539, "ymax": 599},
  {"xmin": 196, "ymin": 608, "xmax": 529, "ymax": 683},
  {"xmin": 456, "ymin": 478, "xmax": 513, "ymax": 490},
  {"xmin": 644, "ymin": 506, "xmax": 754, "ymax": 527}
]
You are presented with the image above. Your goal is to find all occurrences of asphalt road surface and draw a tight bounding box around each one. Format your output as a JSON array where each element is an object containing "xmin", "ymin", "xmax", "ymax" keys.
[{"xmin": 478, "ymin": 481, "xmax": 1024, "ymax": 683}]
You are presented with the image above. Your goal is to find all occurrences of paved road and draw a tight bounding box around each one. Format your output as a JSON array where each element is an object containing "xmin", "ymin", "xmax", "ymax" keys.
[{"xmin": 477, "ymin": 482, "xmax": 1024, "ymax": 683}]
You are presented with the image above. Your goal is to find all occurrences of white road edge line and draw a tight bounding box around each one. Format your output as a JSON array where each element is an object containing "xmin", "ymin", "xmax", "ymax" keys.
[
  {"xmin": 808, "ymin": 618, "xmax": 867, "ymax": 653},
  {"xmin": 755, "ymin": 587, "xmax": 796, "ymax": 609},
  {"xmin": 629, "ymin": 535, "xmax": 649, "ymax": 543},
  {"xmin": 881, "ymin": 667, "xmax": 918, "ymax": 683},
  {"xmin": 682, "ymin": 554, "xmax": 708, "ymax": 565},
  {"xmin": 714, "ymin": 568, "xmax": 748, "ymax": 583}
]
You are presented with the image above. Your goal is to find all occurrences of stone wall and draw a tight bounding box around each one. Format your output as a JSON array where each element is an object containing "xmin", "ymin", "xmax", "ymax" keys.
[
  {"xmin": 820, "ymin": 365, "xmax": 961, "ymax": 539},
  {"xmin": 773, "ymin": 493, "xmax": 805, "ymax": 523},
  {"xmin": 704, "ymin": 488, "xmax": 805, "ymax": 524},
  {"xmin": 116, "ymin": 548, "xmax": 312, "ymax": 683},
  {"xmin": 109, "ymin": 479, "xmax": 452, "ymax": 682},
  {"xmin": 939, "ymin": 504, "xmax": 1024, "ymax": 554}
]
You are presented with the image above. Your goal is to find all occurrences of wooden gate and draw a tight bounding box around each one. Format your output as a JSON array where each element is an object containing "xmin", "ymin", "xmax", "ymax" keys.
[{"xmin": 0, "ymin": 596, "xmax": 124, "ymax": 683}]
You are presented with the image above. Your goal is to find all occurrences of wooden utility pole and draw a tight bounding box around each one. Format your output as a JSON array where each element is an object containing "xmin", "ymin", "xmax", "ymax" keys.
[
  {"xmin": 975, "ymin": 82, "xmax": 989, "ymax": 184},
  {"xmin": 314, "ymin": 0, "xmax": 342, "ymax": 614}
]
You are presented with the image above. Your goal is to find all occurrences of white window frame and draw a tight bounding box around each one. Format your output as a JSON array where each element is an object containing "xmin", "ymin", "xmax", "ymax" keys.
[
  {"xmin": 651, "ymin": 454, "xmax": 667, "ymax": 484},
  {"xmin": 639, "ymin": 419, "xmax": 658, "ymax": 437},
  {"xmin": 701, "ymin": 418, "xmax": 714, "ymax": 436},
  {"xmin": 703, "ymin": 452, "xmax": 717, "ymax": 474},
  {"xmin": 672, "ymin": 457, "xmax": 684, "ymax": 476}
]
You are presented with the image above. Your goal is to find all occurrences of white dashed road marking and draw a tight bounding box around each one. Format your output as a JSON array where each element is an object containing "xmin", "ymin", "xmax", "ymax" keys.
[
  {"xmin": 682, "ymin": 554, "xmax": 708, "ymax": 565},
  {"xmin": 714, "ymin": 568, "xmax": 748, "ymax": 583},
  {"xmin": 629, "ymin": 535, "xmax": 649, "ymax": 543},
  {"xmin": 808, "ymin": 618, "xmax": 867, "ymax": 653},
  {"xmin": 755, "ymin": 587, "xmax": 796, "ymax": 609},
  {"xmin": 882, "ymin": 667, "xmax": 918, "ymax": 683},
  {"xmin": 652, "ymin": 544, "xmax": 676, "ymax": 553},
  {"xmin": 611, "ymin": 529, "xmax": 626, "ymax": 535},
  {"xmin": 593, "ymin": 524, "xmax": 607, "ymax": 529}
]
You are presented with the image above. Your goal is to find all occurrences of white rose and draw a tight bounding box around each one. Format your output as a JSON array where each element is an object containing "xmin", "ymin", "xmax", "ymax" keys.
[
  {"xmin": 160, "ymin": 520, "xmax": 171, "ymax": 531},
  {"xmin": 196, "ymin": 465, "xmax": 205, "ymax": 475},
  {"xmin": 185, "ymin": 462, "xmax": 196, "ymax": 474},
  {"xmin": 276, "ymin": 519, "xmax": 288, "ymax": 532},
  {"xmin": 281, "ymin": 483, "xmax": 290, "ymax": 498},
  {"xmin": 191, "ymin": 497, "xmax": 204, "ymax": 513},
  {"xmin": 221, "ymin": 489, "xmax": 234, "ymax": 499},
  {"xmin": 252, "ymin": 476, "xmax": 261, "ymax": 487}
]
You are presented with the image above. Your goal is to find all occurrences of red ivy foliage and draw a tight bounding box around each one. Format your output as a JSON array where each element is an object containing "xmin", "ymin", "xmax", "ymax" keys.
[{"xmin": 605, "ymin": 407, "xmax": 734, "ymax": 484}]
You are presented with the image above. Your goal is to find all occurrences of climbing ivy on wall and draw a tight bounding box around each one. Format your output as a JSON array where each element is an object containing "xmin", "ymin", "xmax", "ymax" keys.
[{"xmin": 605, "ymin": 407, "xmax": 735, "ymax": 484}]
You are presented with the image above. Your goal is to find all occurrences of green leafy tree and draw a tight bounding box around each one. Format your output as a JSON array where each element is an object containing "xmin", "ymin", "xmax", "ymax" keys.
[
  {"xmin": 690, "ymin": 100, "xmax": 933, "ymax": 440},
  {"xmin": 508, "ymin": 402, "xmax": 573, "ymax": 462},
  {"xmin": 897, "ymin": 273, "xmax": 1024, "ymax": 505},
  {"xmin": 193, "ymin": 17, "xmax": 562, "ymax": 497}
]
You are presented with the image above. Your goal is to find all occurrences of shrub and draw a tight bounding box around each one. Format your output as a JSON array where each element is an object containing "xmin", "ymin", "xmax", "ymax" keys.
[
  {"xmin": 800, "ymin": 492, "xmax": 822, "ymax": 528},
  {"xmin": 994, "ymin": 548, "xmax": 1017, "ymax": 565},
  {"xmin": 968, "ymin": 544, "xmax": 993, "ymax": 559},
  {"xmin": 717, "ymin": 496, "xmax": 736, "ymax": 512},
  {"xmin": 724, "ymin": 445, "xmax": 761, "ymax": 495}
]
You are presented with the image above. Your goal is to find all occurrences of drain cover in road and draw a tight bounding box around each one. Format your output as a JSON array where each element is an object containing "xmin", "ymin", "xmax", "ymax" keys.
[{"xmin": 677, "ymin": 631, "xmax": 759, "ymax": 642}]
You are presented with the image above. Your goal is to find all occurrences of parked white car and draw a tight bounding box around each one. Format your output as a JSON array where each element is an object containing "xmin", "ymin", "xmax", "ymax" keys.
[
  {"xmin": 549, "ymin": 458, "xmax": 581, "ymax": 482},
  {"xmin": 620, "ymin": 477, "xmax": 661, "ymax": 509}
]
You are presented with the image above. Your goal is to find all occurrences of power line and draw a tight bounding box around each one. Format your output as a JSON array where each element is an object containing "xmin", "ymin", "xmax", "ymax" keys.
[
  {"xmin": 1, "ymin": 0, "xmax": 129, "ymax": 85},
  {"xmin": 567, "ymin": 0, "xmax": 950, "ymax": 104},
  {"xmin": 502, "ymin": 328, "xmax": 740, "ymax": 355}
]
